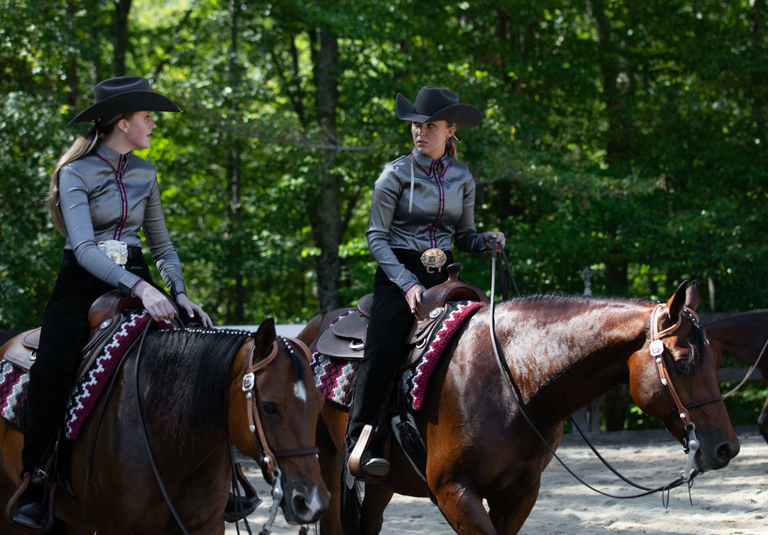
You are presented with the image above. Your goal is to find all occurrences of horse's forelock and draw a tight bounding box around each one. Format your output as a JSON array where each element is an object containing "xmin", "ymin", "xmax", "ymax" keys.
[{"xmin": 675, "ymin": 310, "xmax": 705, "ymax": 376}]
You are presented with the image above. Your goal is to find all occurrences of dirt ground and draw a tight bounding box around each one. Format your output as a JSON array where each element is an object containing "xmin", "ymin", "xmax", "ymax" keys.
[{"xmin": 226, "ymin": 426, "xmax": 767, "ymax": 535}]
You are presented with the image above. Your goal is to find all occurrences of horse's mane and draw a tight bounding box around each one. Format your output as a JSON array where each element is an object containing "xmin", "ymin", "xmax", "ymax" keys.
[
  {"xmin": 503, "ymin": 292, "xmax": 655, "ymax": 306},
  {"xmin": 138, "ymin": 328, "xmax": 252, "ymax": 448},
  {"xmin": 501, "ymin": 293, "xmax": 703, "ymax": 375}
]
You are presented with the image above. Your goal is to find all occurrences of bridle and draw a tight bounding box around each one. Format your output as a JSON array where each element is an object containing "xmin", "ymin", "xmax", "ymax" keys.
[
  {"xmin": 487, "ymin": 241, "xmax": 704, "ymax": 499},
  {"xmin": 126, "ymin": 329, "xmax": 318, "ymax": 535},
  {"xmin": 648, "ymin": 304, "xmax": 724, "ymax": 479},
  {"xmin": 240, "ymin": 335, "xmax": 319, "ymax": 533}
]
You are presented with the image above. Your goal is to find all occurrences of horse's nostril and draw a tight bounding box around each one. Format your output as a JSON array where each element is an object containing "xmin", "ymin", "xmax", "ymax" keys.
[
  {"xmin": 717, "ymin": 442, "xmax": 735, "ymax": 461},
  {"xmin": 292, "ymin": 494, "xmax": 310, "ymax": 517}
]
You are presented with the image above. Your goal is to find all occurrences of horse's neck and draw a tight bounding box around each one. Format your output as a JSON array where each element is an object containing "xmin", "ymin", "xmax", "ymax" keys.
[
  {"xmin": 706, "ymin": 311, "xmax": 768, "ymax": 365},
  {"xmin": 494, "ymin": 300, "xmax": 649, "ymax": 421}
]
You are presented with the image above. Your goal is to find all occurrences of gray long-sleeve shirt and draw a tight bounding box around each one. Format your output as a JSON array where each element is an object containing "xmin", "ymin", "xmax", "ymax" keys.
[
  {"xmin": 59, "ymin": 142, "xmax": 186, "ymax": 296},
  {"xmin": 366, "ymin": 148, "xmax": 487, "ymax": 292}
]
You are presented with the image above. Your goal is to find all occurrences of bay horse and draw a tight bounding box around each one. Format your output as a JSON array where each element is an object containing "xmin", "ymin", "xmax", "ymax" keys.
[
  {"xmin": 298, "ymin": 281, "xmax": 739, "ymax": 535},
  {"xmin": 0, "ymin": 317, "xmax": 329, "ymax": 534},
  {"xmin": 703, "ymin": 310, "xmax": 768, "ymax": 443}
]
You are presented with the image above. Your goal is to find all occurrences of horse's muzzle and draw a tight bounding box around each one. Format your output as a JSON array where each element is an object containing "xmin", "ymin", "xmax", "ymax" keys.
[{"xmin": 282, "ymin": 483, "xmax": 330, "ymax": 525}]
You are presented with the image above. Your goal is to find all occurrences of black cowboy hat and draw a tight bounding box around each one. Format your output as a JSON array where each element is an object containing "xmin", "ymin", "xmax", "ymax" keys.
[
  {"xmin": 70, "ymin": 76, "xmax": 180, "ymax": 124},
  {"xmin": 395, "ymin": 86, "xmax": 482, "ymax": 129}
]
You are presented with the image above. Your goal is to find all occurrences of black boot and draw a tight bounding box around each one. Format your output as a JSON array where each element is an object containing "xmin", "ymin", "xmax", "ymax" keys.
[
  {"xmin": 12, "ymin": 482, "xmax": 45, "ymax": 529},
  {"xmin": 224, "ymin": 492, "xmax": 263, "ymax": 522}
]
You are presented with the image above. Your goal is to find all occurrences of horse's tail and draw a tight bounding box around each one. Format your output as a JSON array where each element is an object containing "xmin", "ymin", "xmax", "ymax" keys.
[{"xmin": 339, "ymin": 473, "xmax": 362, "ymax": 535}]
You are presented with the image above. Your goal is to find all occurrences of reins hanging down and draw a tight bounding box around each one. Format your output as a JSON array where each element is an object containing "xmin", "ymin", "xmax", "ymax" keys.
[{"xmin": 487, "ymin": 239, "xmax": 697, "ymax": 500}]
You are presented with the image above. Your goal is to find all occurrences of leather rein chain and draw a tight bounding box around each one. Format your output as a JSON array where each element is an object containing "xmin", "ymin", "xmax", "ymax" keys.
[{"xmin": 488, "ymin": 241, "xmax": 698, "ymax": 500}]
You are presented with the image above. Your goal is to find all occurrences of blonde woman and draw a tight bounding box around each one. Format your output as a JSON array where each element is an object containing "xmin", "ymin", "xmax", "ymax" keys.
[{"xmin": 13, "ymin": 77, "xmax": 222, "ymax": 528}]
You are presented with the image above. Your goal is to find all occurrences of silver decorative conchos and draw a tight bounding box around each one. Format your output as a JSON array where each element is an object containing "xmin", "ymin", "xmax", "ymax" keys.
[
  {"xmin": 97, "ymin": 240, "xmax": 128, "ymax": 266},
  {"xmin": 420, "ymin": 248, "xmax": 447, "ymax": 269},
  {"xmin": 650, "ymin": 339, "xmax": 665, "ymax": 357}
]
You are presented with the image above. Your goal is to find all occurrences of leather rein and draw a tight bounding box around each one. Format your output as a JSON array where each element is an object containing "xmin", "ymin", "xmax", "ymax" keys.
[
  {"xmin": 238, "ymin": 334, "xmax": 319, "ymax": 535},
  {"xmin": 488, "ymin": 242, "xmax": 706, "ymax": 499},
  {"xmin": 131, "ymin": 327, "xmax": 317, "ymax": 535}
]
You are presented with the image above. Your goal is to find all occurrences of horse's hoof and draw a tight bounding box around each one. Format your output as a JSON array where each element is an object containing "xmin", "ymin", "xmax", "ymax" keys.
[
  {"xmin": 13, "ymin": 501, "xmax": 45, "ymax": 529},
  {"xmin": 224, "ymin": 493, "xmax": 263, "ymax": 522}
]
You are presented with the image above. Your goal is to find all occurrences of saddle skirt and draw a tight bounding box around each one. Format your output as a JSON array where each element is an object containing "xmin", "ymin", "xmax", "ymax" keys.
[{"xmin": 311, "ymin": 300, "xmax": 486, "ymax": 411}]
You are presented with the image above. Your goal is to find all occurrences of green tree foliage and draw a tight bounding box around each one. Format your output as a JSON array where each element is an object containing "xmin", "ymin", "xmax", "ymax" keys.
[{"xmin": 2, "ymin": 0, "xmax": 766, "ymax": 333}]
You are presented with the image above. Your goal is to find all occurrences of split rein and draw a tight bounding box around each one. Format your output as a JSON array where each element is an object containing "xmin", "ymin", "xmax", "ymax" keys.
[
  {"xmin": 487, "ymin": 241, "xmax": 702, "ymax": 502},
  {"xmin": 79, "ymin": 322, "xmax": 317, "ymax": 535}
]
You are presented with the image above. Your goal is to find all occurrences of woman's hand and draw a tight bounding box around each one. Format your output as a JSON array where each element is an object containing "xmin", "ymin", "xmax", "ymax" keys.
[
  {"xmin": 133, "ymin": 281, "xmax": 177, "ymax": 324},
  {"xmin": 405, "ymin": 284, "xmax": 424, "ymax": 315},
  {"xmin": 176, "ymin": 293, "xmax": 213, "ymax": 328},
  {"xmin": 483, "ymin": 231, "xmax": 507, "ymax": 251}
]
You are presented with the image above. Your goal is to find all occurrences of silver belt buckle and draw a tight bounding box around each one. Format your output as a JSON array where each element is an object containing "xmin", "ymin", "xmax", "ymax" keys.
[
  {"xmin": 98, "ymin": 240, "xmax": 128, "ymax": 267},
  {"xmin": 420, "ymin": 248, "xmax": 447, "ymax": 273}
]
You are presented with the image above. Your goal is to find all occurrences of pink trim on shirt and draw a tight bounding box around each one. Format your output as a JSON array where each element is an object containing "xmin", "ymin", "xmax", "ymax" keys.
[
  {"xmin": 130, "ymin": 278, "xmax": 144, "ymax": 297},
  {"xmin": 96, "ymin": 152, "xmax": 131, "ymax": 240}
]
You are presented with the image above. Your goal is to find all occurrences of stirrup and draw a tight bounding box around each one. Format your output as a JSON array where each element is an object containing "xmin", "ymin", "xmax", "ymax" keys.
[
  {"xmin": 5, "ymin": 473, "xmax": 58, "ymax": 534},
  {"xmin": 223, "ymin": 463, "xmax": 263, "ymax": 522},
  {"xmin": 348, "ymin": 425, "xmax": 389, "ymax": 483}
]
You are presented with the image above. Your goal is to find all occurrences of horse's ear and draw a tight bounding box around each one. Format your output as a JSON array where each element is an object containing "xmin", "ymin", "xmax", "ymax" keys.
[
  {"xmin": 254, "ymin": 317, "xmax": 277, "ymax": 356},
  {"xmin": 666, "ymin": 280, "xmax": 692, "ymax": 321},
  {"xmin": 684, "ymin": 279, "xmax": 699, "ymax": 311}
]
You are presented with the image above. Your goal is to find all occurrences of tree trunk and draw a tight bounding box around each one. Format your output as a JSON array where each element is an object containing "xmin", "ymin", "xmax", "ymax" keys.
[
  {"xmin": 751, "ymin": 0, "xmax": 767, "ymax": 153},
  {"xmin": 312, "ymin": 30, "xmax": 341, "ymax": 312},
  {"xmin": 590, "ymin": 0, "xmax": 628, "ymax": 166},
  {"xmin": 112, "ymin": 0, "xmax": 132, "ymax": 78},
  {"xmin": 227, "ymin": 0, "xmax": 244, "ymax": 323},
  {"xmin": 65, "ymin": 0, "xmax": 79, "ymax": 107}
]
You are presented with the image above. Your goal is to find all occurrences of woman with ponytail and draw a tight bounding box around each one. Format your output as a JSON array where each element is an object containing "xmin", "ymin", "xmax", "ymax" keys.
[
  {"xmin": 343, "ymin": 86, "xmax": 506, "ymax": 481},
  {"xmin": 13, "ymin": 77, "xmax": 217, "ymax": 528}
]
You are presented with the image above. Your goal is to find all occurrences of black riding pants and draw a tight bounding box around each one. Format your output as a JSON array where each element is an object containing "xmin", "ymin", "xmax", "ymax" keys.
[
  {"xmin": 21, "ymin": 248, "xmax": 153, "ymax": 473},
  {"xmin": 345, "ymin": 249, "xmax": 452, "ymax": 447}
]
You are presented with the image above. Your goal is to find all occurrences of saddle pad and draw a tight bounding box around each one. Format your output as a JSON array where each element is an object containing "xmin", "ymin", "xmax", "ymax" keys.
[
  {"xmin": 310, "ymin": 301, "xmax": 485, "ymax": 411},
  {"xmin": 0, "ymin": 310, "xmax": 175, "ymax": 440}
]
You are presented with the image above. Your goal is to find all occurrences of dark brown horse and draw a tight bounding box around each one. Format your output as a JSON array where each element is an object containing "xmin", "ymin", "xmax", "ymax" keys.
[
  {"xmin": 0, "ymin": 318, "xmax": 329, "ymax": 534},
  {"xmin": 703, "ymin": 310, "xmax": 768, "ymax": 443},
  {"xmin": 298, "ymin": 281, "xmax": 739, "ymax": 535}
]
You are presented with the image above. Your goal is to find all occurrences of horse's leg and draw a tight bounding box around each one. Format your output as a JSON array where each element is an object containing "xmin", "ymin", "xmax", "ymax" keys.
[
  {"xmin": 359, "ymin": 483, "xmax": 394, "ymax": 535},
  {"xmin": 486, "ymin": 481, "xmax": 540, "ymax": 535},
  {"xmin": 317, "ymin": 415, "xmax": 344, "ymax": 535},
  {"xmin": 430, "ymin": 483, "xmax": 497, "ymax": 535}
]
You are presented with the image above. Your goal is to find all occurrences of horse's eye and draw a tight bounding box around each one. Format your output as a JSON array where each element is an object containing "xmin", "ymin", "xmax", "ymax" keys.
[{"xmin": 261, "ymin": 402, "xmax": 280, "ymax": 417}]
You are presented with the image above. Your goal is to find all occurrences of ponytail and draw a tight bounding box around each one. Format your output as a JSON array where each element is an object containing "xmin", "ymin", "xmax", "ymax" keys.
[{"xmin": 48, "ymin": 114, "xmax": 125, "ymax": 235}]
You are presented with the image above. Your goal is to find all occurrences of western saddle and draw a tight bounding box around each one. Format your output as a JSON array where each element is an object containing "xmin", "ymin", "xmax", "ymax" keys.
[
  {"xmin": 2, "ymin": 291, "xmax": 144, "ymax": 378},
  {"xmin": 316, "ymin": 263, "xmax": 488, "ymax": 366}
]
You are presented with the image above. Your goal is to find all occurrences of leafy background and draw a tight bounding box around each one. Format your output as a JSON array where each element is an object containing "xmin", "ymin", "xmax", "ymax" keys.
[{"xmin": 1, "ymin": 0, "xmax": 766, "ymax": 430}]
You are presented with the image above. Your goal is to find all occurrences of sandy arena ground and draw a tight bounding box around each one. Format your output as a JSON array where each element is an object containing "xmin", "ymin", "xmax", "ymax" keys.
[{"xmin": 226, "ymin": 426, "xmax": 767, "ymax": 534}]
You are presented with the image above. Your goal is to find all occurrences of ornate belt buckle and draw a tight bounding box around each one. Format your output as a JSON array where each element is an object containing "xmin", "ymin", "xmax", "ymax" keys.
[
  {"xmin": 420, "ymin": 248, "xmax": 447, "ymax": 272},
  {"xmin": 97, "ymin": 240, "xmax": 128, "ymax": 267}
]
